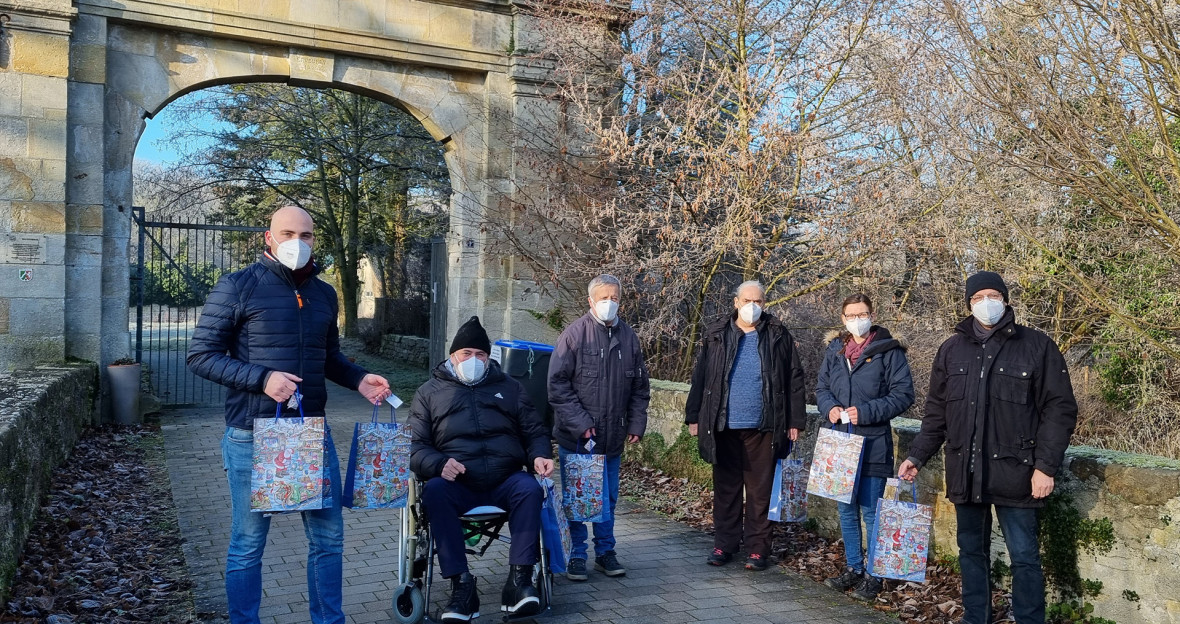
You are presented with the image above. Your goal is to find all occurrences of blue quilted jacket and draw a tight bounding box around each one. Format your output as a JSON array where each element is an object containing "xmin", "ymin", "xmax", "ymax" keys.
[{"xmin": 187, "ymin": 253, "xmax": 368, "ymax": 429}]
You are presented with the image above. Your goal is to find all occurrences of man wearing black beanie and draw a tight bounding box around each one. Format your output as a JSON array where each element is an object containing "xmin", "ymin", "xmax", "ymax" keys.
[
  {"xmin": 409, "ymin": 316, "xmax": 554, "ymax": 623},
  {"xmin": 899, "ymin": 272, "xmax": 1077, "ymax": 624}
]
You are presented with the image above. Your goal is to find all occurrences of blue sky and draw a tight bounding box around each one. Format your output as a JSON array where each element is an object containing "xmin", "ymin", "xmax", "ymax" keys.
[{"xmin": 135, "ymin": 115, "xmax": 179, "ymax": 166}]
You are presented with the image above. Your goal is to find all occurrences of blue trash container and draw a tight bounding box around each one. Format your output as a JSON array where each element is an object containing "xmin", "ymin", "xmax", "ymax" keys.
[{"xmin": 492, "ymin": 339, "xmax": 555, "ymax": 430}]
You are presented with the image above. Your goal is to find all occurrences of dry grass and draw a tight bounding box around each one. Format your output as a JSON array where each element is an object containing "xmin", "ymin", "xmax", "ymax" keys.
[{"xmin": 1070, "ymin": 381, "xmax": 1180, "ymax": 460}]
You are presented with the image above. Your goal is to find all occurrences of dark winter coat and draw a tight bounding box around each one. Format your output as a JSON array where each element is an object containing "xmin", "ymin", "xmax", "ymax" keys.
[
  {"xmin": 548, "ymin": 312, "xmax": 651, "ymax": 456},
  {"xmin": 814, "ymin": 327, "xmax": 915, "ymax": 479},
  {"xmin": 409, "ymin": 360, "xmax": 552, "ymax": 491},
  {"xmin": 908, "ymin": 310, "xmax": 1078, "ymax": 508},
  {"xmin": 187, "ymin": 253, "xmax": 368, "ymax": 429},
  {"xmin": 684, "ymin": 311, "xmax": 807, "ymax": 464}
]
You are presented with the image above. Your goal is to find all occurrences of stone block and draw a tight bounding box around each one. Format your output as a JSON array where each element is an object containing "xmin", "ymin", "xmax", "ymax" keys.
[
  {"xmin": 12, "ymin": 201, "xmax": 65, "ymax": 233},
  {"xmin": 0, "ymin": 264, "xmax": 65, "ymax": 297},
  {"xmin": 105, "ymin": 51, "xmax": 172, "ymax": 113},
  {"xmin": 108, "ymin": 26, "xmax": 157, "ymax": 57},
  {"xmin": 65, "ymin": 331, "xmax": 101, "ymax": 362},
  {"xmin": 66, "ymin": 205, "xmax": 104, "ymax": 236},
  {"xmin": 20, "ymin": 75, "xmax": 68, "ymax": 118},
  {"xmin": 0, "ymin": 159, "xmax": 35, "ymax": 202},
  {"xmin": 29, "ymin": 159, "xmax": 67, "ymax": 203},
  {"xmin": 65, "ymin": 289, "xmax": 102, "ymax": 336},
  {"xmin": 0, "ymin": 74, "xmax": 21, "ymax": 117},
  {"xmin": 10, "ymin": 31, "xmax": 70, "ymax": 78},
  {"xmin": 0, "ymin": 118, "xmax": 29, "ymax": 158},
  {"xmin": 289, "ymin": 50, "xmax": 336, "ymax": 85},
  {"xmin": 67, "ymin": 82, "xmax": 105, "ymax": 126},
  {"xmin": 72, "ymin": 13, "xmax": 108, "ymax": 46},
  {"xmin": 340, "ymin": 0, "xmax": 383, "ymax": 33},
  {"xmin": 70, "ymin": 44, "xmax": 108, "ymax": 84},
  {"xmin": 9, "ymin": 297, "xmax": 66, "ymax": 337},
  {"xmin": 0, "ymin": 298, "xmax": 8, "ymax": 334},
  {"xmin": 65, "ymin": 161, "xmax": 103, "ymax": 205},
  {"xmin": 1104, "ymin": 464, "xmax": 1180, "ymax": 506},
  {"xmin": 0, "ymin": 335, "xmax": 66, "ymax": 368},
  {"xmin": 27, "ymin": 119, "xmax": 68, "ymax": 161}
]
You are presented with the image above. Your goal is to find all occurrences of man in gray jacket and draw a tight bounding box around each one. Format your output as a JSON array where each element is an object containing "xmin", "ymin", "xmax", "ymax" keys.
[{"xmin": 548, "ymin": 274, "xmax": 651, "ymax": 581}]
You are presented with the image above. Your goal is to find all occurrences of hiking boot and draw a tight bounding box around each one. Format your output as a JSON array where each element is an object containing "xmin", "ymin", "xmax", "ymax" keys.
[
  {"xmin": 441, "ymin": 572, "xmax": 479, "ymax": 623},
  {"xmin": 595, "ymin": 551, "xmax": 626, "ymax": 577},
  {"xmin": 500, "ymin": 564, "xmax": 541, "ymax": 616},
  {"xmin": 566, "ymin": 557, "xmax": 588, "ymax": 581},
  {"xmin": 824, "ymin": 567, "xmax": 863, "ymax": 591},
  {"xmin": 745, "ymin": 553, "xmax": 768, "ymax": 571},
  {"xmin": 707, "ymin": 548, "xmax": 734, "ymax": 566},
  {"xmin": 850, "ymin": 575, "xmax": 884, "ymax": 602}
]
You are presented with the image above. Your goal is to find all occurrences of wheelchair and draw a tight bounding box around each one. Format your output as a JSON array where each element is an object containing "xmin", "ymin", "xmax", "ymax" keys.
[{"xmin": 392, "ymin": 477, "xmax": 555, "ymax": 623}]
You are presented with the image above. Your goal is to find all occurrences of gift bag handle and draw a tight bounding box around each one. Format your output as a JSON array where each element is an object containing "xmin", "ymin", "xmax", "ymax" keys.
[
  {"xmin": 274, "ymin": 386, "xmax": 305, "ymax": 422},
  {"xmin": 370, "ymin": 401, "xmax": 397, "ymax": 425},
  {"xmin": 828, "ymin": 420, "xmax": 855, "ymax": 434},
  {"xmin": 888, "ymin": 478, "xmax": 919, "ymax": 503}
]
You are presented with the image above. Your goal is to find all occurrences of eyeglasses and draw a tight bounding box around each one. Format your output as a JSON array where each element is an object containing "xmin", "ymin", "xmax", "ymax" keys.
[
  {"xmin": 843, "ymin": 313, "xmax": 871, "ymax": 320},
  {"xmin": 969, "ymin": 293, "xmax": 1004, "ymax": 305}
]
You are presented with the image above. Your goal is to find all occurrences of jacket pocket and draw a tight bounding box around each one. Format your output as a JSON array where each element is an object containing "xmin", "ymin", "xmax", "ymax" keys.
[
  {"xmin": 988, "ymin": 443, "xmax": 1034, "ymax": 500},
  {"xmin": 946, "ymin": 361, "xmax": 970, "ymax": 401},
  {"xmin": 991, "ymin": 364, "xmax": 1032, "ymax": 404},
  {"xmin": 944, "ymin": 444, "xmax": 967, "ymax": 498}
]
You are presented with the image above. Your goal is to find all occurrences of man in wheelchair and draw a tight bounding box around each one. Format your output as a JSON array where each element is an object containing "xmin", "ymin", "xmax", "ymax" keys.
[{"xmin": 409, "ymin": 316, "xmax": 555, "ymax": 623}]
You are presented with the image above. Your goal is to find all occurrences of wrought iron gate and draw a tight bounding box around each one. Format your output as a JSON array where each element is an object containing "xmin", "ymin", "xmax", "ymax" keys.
[{"xmin": 131, "ymin": 206, "xmax": 266, "ymax": 406}]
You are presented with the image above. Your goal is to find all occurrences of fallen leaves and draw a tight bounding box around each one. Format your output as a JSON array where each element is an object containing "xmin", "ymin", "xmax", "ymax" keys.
[
  {"xmin": 620, "ymin": 460, "xmax": 1014, "ymax": 623},
  {"xmin": 1, "ymin": 426, "xmax": 199, "ymax": 624}
]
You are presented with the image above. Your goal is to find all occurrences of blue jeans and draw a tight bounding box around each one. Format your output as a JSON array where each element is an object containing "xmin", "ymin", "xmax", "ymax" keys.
[
  {"xmin": 221, "ymin": 426, "xmax": 345, "ymax": 624},
  {"xmin": 956, "ymin": 503, "xmax": 1044, "ymax": 624},
  {"xmin": 558, "ymin": 447, "xmax": 620, "ymax": 560},
  {"xmin": 837, "ymin": 475, "xmax": 887, "ymax": 574}
]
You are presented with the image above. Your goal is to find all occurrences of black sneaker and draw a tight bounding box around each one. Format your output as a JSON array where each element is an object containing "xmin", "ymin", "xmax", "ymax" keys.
[
  {"xmin": 824, "ymin": 567, "xmax": 863, "ymax": 591},
  {"xmin": 500, "ymin": 564, "xmax": 541, "ymax": 616},
  {"xmin": 707, "ymin": 548, "xmax": 733, "ymax": 566},
  {"xmin": 744, "ymin": 553, "xmax": 768, "ymax": 571},
  {"xmin": 594, "ymin": 551, "xmax": 626, "ymax": 577},
  {"xmin": 850, "ymin": 575, "xmax": 883, "ymax": 602},
  {"xmin": 566, "ymin": 557, "xmax": 588, "ymax": 581},
  {"xmin": 441, "ymin": 572, "xmax": 479, "ymax": 623}
]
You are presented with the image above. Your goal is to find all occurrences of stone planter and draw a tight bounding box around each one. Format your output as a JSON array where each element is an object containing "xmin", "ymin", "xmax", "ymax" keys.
[{"xmin": 107, "ymin": 363, "xmax": 142, "ymax": 426}]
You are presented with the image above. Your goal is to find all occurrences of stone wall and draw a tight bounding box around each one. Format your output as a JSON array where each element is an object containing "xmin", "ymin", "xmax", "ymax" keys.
[
  {"xmin": 380, "ymin": 333, "xmax": 431, "ymax": 369},
  {"xmin": 0, "ymin": 364, "xmax": 99, "ymax": 599},
  {"xmin": 642, "ymin": 383, "xmax": 1180, "ymax": 624}
]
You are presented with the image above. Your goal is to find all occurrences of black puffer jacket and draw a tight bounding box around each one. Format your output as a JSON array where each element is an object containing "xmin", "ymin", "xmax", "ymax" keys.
[
  {"xmin": 684, "ymin": 311, "xmax": 807, "ymax": 464},
  {"xmin": 187, "ymin": 254, "xmax": 368, "ymax": 429},
  {"xmin": 815, "ymin": 327, "xmax": 915, "ymax": 479},
  {"xmin": 908, "ymin": 311, "xmax": 1078, "ymax": 508},
  {"xmin": 548, "ymin": 312, "xmax": 650, "ymax": 456},
  {"xmin": 409, "ymin": 360, "xmax": 552, "ymax": 491}
]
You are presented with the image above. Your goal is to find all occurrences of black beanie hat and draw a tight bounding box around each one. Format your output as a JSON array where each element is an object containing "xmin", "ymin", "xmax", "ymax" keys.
[
  {"xmin": 449, "ymin": 316, "xmax": 491, "ymax": 354},
  {"xmin": 965, "ymin": 271, "xmax": 1009, "ymax": 305}
]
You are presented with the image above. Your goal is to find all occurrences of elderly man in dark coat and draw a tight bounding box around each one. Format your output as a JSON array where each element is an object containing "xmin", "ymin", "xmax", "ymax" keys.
[{"xmin": 548, "ymin": 274, "xmax": 650, "ymax": 581}]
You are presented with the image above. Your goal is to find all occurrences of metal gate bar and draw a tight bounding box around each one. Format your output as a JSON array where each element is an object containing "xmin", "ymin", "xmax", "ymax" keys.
[{"xmin": 132, "ymin": 206, "xmax": 266, "ymax": 407}]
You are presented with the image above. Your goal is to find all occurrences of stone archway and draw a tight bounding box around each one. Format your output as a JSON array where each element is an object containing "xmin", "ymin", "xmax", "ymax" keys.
[{"xmin": 0, "ymin": 0, "xmax": 570, "ymax": 375}]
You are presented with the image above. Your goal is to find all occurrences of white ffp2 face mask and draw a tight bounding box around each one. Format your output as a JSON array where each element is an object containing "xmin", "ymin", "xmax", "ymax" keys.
[
  {"xmin": 845, "ymin": 317, "xmax": 872, "ymax": 338},
  {"xmin": 739, "ymin": 302, "xmax": 762, "ymax": 324},
  {"xmin": 275, "ymin": 238, "xmax": 312, "ymax": 271},
  {"xmin": 972, "ymin": 298, "xmax": 1006, "ymax": 326},
  {"xmin": 594, "ymin": 300, "xmax": 619, "ymax": 323},
  {"xmin": 455, "ymin": 356, "xmax": 486, "ymax": 384}
]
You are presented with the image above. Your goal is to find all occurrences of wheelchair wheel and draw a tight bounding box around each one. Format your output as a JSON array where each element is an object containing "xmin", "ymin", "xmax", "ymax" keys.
[{"xmin": 392, "ymin": 582, "xmax": 426, "ymax": 624}]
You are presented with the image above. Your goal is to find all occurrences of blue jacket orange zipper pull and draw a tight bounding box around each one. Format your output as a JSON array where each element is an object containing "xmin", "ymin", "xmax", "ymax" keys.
[{"xmin": 295, "ymin": 290, "xmax": 303, "ymax": 308}]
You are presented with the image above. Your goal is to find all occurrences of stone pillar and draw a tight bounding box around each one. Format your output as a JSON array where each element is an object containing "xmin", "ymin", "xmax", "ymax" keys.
[
  {"xmin": 64, "ymin": 12, "xmax": 106, "ymax": 364},
  {"xmin": 0, "ymin": 0, "xmax": 76, "ymax": 370}
]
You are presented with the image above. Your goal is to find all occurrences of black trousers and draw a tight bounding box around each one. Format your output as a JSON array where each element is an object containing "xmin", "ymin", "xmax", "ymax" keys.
[{"xmin": 712, "ymin": 429, "xmax": 775, "ymax": 557}]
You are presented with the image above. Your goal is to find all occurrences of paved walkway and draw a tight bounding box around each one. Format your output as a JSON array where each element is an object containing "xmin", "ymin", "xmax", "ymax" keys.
[{"xmin": 161, "ymin": 385, "xmax": 894, "ymax": 624}]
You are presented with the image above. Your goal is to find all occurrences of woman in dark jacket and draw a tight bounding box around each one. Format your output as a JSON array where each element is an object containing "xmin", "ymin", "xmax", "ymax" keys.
[{"xmin": 814, "ymin": 294, "xmax": 914, "ymax": 602}]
